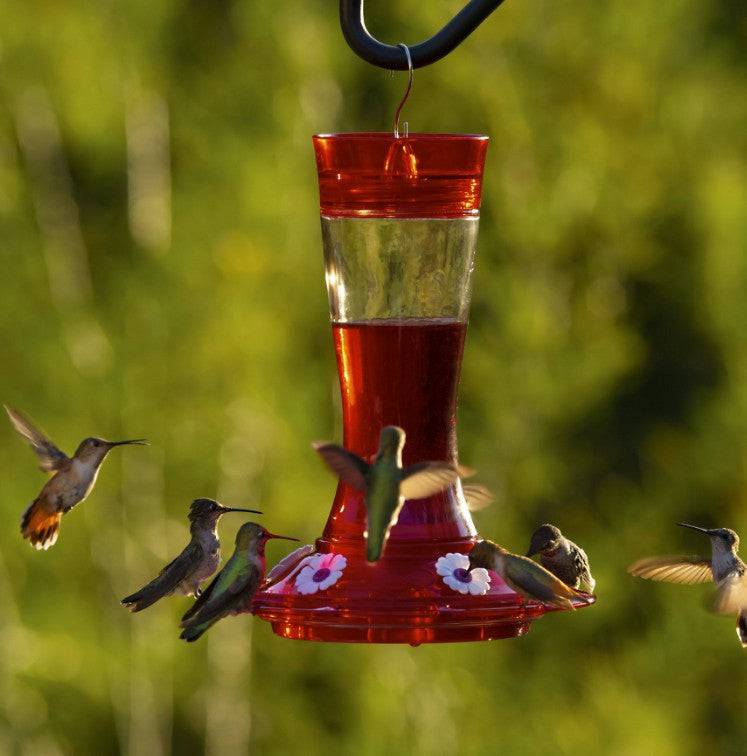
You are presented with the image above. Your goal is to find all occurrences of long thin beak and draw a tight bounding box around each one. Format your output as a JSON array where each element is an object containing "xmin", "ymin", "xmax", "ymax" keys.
[
  {"xmin": 220, "ymin": 506, "xmax": 263, "ymax": 515},
  {"xmin": 109, "ymin": 439, "xmax": 149, "ymax": 447},
  {"xmin": 677, "ymin": 522, "xmax": 711, "ymax": 535},
  {"xmin": 265, "ymin": 531, "xmax": 299, "ymax": 542}
]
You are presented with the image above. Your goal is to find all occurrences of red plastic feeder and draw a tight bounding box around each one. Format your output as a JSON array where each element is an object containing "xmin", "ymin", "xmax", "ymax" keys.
[{"xmin": 252, "ymin": 133, "xmax": 592, "ymax": 644}]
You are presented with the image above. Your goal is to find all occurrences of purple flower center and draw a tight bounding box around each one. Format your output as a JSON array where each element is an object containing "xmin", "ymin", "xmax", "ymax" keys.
[
  {"xmin": 313, "ymin": 567, "xmax": 331, "ymax": 583},
  {"xmin": 453, "ymin": 567, "xmax": 472, "ymax": 583}
]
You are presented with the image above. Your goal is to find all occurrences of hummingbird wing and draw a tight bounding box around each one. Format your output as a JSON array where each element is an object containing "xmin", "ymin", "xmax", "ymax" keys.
[
  {"xmin": 399, "ymin": 462, "xmax": 460, "ymax": 500},
  {"xmin": 503, "ymin": 553, "xmax": 581, "ymax": 608},
  {"xmin": 180, "ymin": 573, "xmax": 220, "ymax": 624},
  {"xmin": 571, "ymin": 546, "xmax": 595, "ymax": 593},
  {"xmin": 121, "ymin": 541, "xmax": 204, "ymax": 611},
  {"xmin": 462, "ymin": 485, "xmax": 494, "ymax": 512},
  {"xmin": 627, "ymin": 555, "xmax": 713, "ymax": 584},
  {"xmin": 312, "ymin": 442, "xmax": 369, "ymax": 490},
  {"xmin": 181, "ymin": 555, "xmax": 258, "ymax": 629},
  {"xmin": 5, "ymin": 406, "xmax": 70, "ymax": 472}
]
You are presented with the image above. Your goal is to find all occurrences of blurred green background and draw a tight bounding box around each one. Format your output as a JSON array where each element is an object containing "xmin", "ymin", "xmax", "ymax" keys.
[{"xmin": 1, "ymin": 0, "xmax": 747, "ymax": 753}]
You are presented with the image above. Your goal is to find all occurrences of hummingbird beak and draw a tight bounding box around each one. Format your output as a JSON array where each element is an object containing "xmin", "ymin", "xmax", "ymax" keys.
[
  {"xmin": 108, "ymin": 439, "xmax": 149, "ymax": 447},
  {"xmin": 264, "ymin": 530, "xmax": 300, "ymax": 542},
  {"xmin": 677, "ymin": 522, "xmax": 711, "ymax": 535},
  {"xmin": 219, "ymin": 506, "xmax": 263, "ymax": 515}
]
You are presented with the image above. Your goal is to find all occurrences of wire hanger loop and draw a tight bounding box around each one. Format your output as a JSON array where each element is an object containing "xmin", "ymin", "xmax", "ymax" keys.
[{"xmin": 393, "ymin": 44, "xmax": 413, "ymax": 138}]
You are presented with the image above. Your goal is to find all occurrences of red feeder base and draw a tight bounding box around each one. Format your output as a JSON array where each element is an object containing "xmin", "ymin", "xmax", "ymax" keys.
[{"xmin": 252, "ymin": 509, "xmax": 594, "ymax": 645}]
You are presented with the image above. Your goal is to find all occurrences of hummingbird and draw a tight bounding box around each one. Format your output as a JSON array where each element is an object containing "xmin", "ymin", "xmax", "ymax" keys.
[
  {"xmin": 313, "ymin": 425, "xmax": 465, "ymax": 563},
  {"xmin": 5, "ymin": 405, "xmax": 147, "ymax": 550},
  {"xmin": 628, "ymin": 522, "xmax": 747, "ymax": 648},
  {"xmin": 526, "ymin": 524, "xmax": 596, "ymax": 593},
  {"xmin": 469, "ymin": 539, "xmax": 587, "ymax": 610},
  {"xmin": 179, "ymin": 522, "xmax": 298, "ymax": 642},
  {"xmin": 121, "ymin": 498, "xmax": 262, "ymax": 612}
]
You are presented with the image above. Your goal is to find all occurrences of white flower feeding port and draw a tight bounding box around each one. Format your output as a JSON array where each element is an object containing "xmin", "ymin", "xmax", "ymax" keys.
[
  {"xmin": 436, "ymin": 553, "xmax": 491, "ymax": 596},
  {"xmin": 295, "ymin": 553, "xmax": 348, "ymax": 595}
]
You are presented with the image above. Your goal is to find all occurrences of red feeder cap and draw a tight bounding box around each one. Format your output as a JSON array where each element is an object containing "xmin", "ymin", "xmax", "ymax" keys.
[{"xmin": 313, "ymin": 132, "xmax": 489, "ymax": 219}]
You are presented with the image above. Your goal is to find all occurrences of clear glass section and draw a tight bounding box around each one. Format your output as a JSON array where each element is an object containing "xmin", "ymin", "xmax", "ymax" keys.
[{"xmin": 322, "ymin": 217, "xmax": 479, "ymax": 322}]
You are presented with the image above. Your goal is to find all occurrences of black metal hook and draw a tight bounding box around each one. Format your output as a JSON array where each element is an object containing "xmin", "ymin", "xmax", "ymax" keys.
[{"xmin": 339, "ymin": 0, "xmax": 506, "ymax": 70}]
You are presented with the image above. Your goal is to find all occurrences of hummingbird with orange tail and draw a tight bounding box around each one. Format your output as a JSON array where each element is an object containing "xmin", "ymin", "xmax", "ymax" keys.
[
  {"xmin": 628, "ymin": 522, "xmax": 747, "ymax": 648},
  {"xmin": 5, "ymin": 405, "xmax": 147, "ymax": 550},
  {"xmin": 180, "ymin": 522, "xmax": 298, "ymax": 642},
  {"xmin": 313, "ymin": 425, "xmax": 466, "ymax": 563},
  {"xmin": 121, "ymin": 498, "xmax": 262, "ymax": 612},
  {"xmin": 469, "ymin": 539, "xmax": 587, "ymax": 610}
]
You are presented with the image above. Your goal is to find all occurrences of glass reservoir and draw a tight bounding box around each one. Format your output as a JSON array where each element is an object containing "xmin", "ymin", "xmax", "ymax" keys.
[{"xmin": 252, "ymin": 133, "xmax": 585, "ymax": 643}]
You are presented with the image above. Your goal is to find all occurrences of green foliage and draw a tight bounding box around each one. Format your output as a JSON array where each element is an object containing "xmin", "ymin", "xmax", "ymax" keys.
[{"xmin": 1, "ymin": 0, "xmax": 747, "ymax": 753}]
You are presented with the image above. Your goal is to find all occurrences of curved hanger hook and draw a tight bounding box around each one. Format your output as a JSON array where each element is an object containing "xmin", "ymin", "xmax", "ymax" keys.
[
  {"xmin": 392, "ymin": 44, "xmax": 413, "ymax": 138},
  {"xmin": 340, "ymin": 0, "xmax": 506, "ymax": 70}
]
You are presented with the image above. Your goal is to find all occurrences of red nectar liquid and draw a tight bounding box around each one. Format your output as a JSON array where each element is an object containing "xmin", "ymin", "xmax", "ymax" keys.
[{"xmin": 323, "ymin": 318, "xmax": 474, "ymax": 545}]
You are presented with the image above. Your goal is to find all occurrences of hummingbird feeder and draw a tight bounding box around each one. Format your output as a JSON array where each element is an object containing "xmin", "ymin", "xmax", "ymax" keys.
[{"xmin": 251, "ymin": 0, "xmax": 593, "ymax": 644}]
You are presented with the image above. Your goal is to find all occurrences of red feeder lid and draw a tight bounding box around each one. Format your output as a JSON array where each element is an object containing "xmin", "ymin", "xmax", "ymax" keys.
[{"xmin": 313, "ymin": 132, "xmax": 489, "ymax": 218}]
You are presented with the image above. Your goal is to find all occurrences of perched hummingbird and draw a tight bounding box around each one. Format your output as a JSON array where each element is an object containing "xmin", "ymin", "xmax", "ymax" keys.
[
  {"xmin": 313, "ymin": 425, "xmax": 464, "ymax": 563},
  {"xmin": 121, "ymin": 498, "xmax": 262, "ymax": 612},
  {"xmin": 5, "ymin": 405, "xmax": 147, "ymax": 550},
  {"xmin": 179, "ymin": 522, "xmax": 298, "ymax": 642},
  {"xmin": 628, "ymin": 522, "xmax": 747, "ymax": 648},
  {"xmin": 469, "ymin": 539, "xmax": 586, "ymax": 610},
  {"xmin": 526, "ymin": 524, "xmax": 596, "ymax": 593}
]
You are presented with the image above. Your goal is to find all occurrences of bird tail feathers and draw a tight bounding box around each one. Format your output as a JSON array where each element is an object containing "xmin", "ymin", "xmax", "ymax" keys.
[
  {"xmin": 121, "ymin": 575, "xmax": 178, "ymax": 612},
  {"xmin": 366, "ymin": 532, "xmax": 385, "ymax": 563},
  {"xmin": 179, "ymin": 621, "xmax": 212, "ymax": 642},
  {"xmin": 121, "ymin": 586, "xmax": 162, "ymax": 613},
  {"xmin": 21, "ymin": 500, "xmax": 61, "ymax": 551}
]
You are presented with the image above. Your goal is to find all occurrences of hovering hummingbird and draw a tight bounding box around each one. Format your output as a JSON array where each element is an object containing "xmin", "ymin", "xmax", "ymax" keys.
[
  {"xmin": 121, "ymin": 498, "xmax": 262, "ymax": 612},
  {"xmin": 313, "ymin": 425, "xmax": 465, "ymax": 563},
  {"xmin": 526, "ymin": 524, "xmax": 596, "ymax": 593},
  {"xmin": 5, "ymin": 405, "xmax": 147, "ymax": 550},
  {"xmin": 469, "ymin": 539, "xmax": 586, "ymax": 610},
  {"xmin": 179, "ymin": 522, "xmax": 298, "ymax": 642},
  {"xmin": 628, "ymin": 522, "xmax": 747, "ymax": 648}
]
